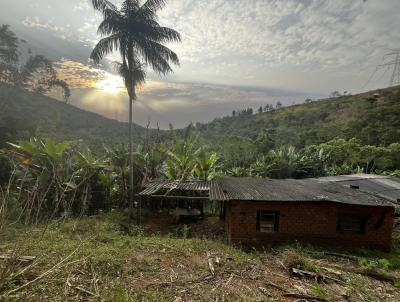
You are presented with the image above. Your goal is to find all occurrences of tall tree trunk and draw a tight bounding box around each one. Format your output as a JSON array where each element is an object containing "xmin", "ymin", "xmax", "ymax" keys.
[
  {"xmin": 128, "ymin": 96, "xmax": 134, "ymax": 217},
  {"xmin": 128, "ymin": 95, "xmax": 141, "ymax": 225}
]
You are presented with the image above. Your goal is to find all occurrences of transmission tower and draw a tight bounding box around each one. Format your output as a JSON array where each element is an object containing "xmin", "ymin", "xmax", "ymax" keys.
[{"xmin": 377, "ymin": 49, "xmax": 400, "ymax": 86}]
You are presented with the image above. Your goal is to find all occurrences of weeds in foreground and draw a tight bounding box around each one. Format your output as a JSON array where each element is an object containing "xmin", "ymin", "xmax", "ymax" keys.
[
  {"xmin": 311, "ymin": 282, "xmax": 329, "ymax": 300},
  {"xmin": 1, "ymin": 213, "xmax": 400, "ymax": 301}
]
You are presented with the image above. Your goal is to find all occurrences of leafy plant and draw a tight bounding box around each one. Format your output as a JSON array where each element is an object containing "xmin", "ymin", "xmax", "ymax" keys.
[
  {"xmin": 194, "ymin": 149, "xmax": 219, "ymax": 181},
  {"xmin": 5, "ymin": 137, "xmax": 116, "ymax": 222},
  {"xmin": 161, "ymin": 125, "xmax": 200, "ymax": 180}
]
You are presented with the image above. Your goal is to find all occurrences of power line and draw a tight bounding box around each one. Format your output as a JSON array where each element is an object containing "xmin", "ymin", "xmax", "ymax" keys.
[{"xmin": 377, "ymin": 49, "xmax": 400, "ymax": 86}]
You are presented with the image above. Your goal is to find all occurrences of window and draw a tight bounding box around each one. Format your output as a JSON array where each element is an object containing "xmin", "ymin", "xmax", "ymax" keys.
[
  {"xmin": 257, "ymin": 210, "xmax": 279, "ymax": 233},
  {"xmin": 337, "ymin": 214, "xmax": 366, "ymax": 234}
]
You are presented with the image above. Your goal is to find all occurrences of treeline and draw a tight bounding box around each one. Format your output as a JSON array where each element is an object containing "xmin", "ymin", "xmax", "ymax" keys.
[
  {"xmin": 1, "ymin": 129, "xmax": 399, "ymax": 224},
  {"xmin": 195, "ymin": 102, "xmax": 285, "ymax": 131},
  {"xmin": 231, "ymin": 101, "xmax": 283, "ymax": 117}
]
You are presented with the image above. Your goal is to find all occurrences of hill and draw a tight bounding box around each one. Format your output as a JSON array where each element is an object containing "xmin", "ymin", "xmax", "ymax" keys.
[
  {"xmin": 196, "ymin": 86, "xmax": 400, "ymax": 148},
  {"xmin": 2, "ymin": 83, "xmax": 400, "ymax": 152},
  {"xmin": 0, "ymin": 83, "xmax": 166, "ymax": 149}
]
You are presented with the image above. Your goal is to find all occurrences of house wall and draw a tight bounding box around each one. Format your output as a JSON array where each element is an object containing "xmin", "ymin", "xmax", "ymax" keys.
[{"xmin": 226, "ymin": 200, "xmax": 395, "ymax": 251}]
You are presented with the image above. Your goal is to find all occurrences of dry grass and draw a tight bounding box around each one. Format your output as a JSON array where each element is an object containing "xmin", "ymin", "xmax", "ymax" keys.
[{"xmin": 1, "ymin": 212, "xmax": 400, "ymax": 301}]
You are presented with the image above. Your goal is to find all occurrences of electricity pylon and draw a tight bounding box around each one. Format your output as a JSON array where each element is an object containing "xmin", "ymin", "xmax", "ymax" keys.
[{"xmin": 377, "ymin": 49, "xmax": 400, "ymax": 86}]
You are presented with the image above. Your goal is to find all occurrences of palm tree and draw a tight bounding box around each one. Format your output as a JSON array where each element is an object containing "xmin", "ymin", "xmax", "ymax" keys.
[{"xmin": 90, "ymin": 0, "xmax": 181, "ymax": 221}]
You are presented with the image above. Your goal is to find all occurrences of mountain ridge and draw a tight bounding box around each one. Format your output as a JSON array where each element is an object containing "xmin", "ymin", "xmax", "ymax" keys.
[{"xmin": 1, "ymin": 83, "xmax": 400, "ymax": 150}]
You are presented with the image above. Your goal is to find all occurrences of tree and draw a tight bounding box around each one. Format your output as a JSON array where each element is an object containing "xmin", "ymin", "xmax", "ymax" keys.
[
  {"xmin": 254, "ymin": 128, "xmax": 276, "ymax": 153},
  {"xmin": 275, "ymin": 101, "xmax": 282, "ymax": 109},
  {"xmin": 90, "ymin": 0, "xmax": 181, "ymax": 221},
  {"xmin": 264, "ymin": 104, "xmax": 273, "ymax": 112},
  {"xmin": 330, "ymin": 91, "xmax": 341, "ymax": 98},
  {"xmin": 0, "ymin": 24, "xmax": 19, "ymax": 83},
  {"xmin": 0, "ymin": 24, "xmax": 70, "ymax": 101},
  {"xmin": 257, "ymin": 106, "xmax": 263, "ymax": 114}
]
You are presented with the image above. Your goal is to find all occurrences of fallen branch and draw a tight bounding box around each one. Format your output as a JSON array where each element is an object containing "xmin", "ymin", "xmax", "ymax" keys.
[
  {"xmin": 357, "ymin": 269, "xmax": 396, "ymax": 284},
  {"xmin": 74, "ymin": 286, "xmax": 97, "ymax": 297},
  {"xmin": 0, "ymin": 255, "xmax": 36, "ymax": 263},
  {"xmin": 66, "ymin": 279, "xmax": 99, "ymax": 298},
  {"xmin": 258, "ymin": 286, "xmax": 272, "ymax": 297},
  {"xmin": 313, "ymin": 262, "xmax": 397, "ymax": 284},
  {"xmin": 207, "ymin": 252, "xmax": 215, "ymax": 276},
  {"xmin": 290, "ymin": 267, "xmax": 344, "ymax": 284},
  {"xmin": 264, "ymin": 280, "xmax": 285, "ymax": 291},
  {"xmin": 322, "ymin": 252, "xmax": 358, "ymax": 261}
]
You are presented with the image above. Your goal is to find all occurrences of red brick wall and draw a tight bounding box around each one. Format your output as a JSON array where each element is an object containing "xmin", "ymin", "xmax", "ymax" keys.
[{"xmin": 226, "ymin": 200, "xmax": 395, "ymax": 251}]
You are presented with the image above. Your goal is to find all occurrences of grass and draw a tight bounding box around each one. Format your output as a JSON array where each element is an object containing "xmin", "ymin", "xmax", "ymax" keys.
[
  {"xmin": 1, "ymin": 212, "xmax": 400, "ymax": 301},
  {"xmin": 311, "ymin": 282, "xmax": 329, "ymax": 300}
]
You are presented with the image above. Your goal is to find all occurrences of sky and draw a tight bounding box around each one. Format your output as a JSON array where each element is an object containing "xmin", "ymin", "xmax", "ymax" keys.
[{"xmin": 1, "ymin": 0, "xmax": 400, "ymax": 128}]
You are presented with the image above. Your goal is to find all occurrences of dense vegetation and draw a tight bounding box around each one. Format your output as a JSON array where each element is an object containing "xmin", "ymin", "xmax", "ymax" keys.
[{"xmin": 197, "ymin": 85, "xmax": 400, "ymax": 148}]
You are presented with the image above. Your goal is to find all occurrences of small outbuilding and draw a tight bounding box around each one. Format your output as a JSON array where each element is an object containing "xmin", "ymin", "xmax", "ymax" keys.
[
  {"xmin": 137, "ymin": 179, "xmax": 216, "ymax": 220},
  {"xmin": 211, "ymin": 176, "xmax": 397, "ymax": 251}
]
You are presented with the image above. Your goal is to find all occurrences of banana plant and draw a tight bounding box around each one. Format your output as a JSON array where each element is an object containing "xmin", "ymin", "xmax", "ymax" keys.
[
  {"xmin": 193, "ymin": 149, "xmax": 219, "ymax": 181},
  {"xmin": 160, "ymin": 125, "xmax": 200, "ymax": 181}
]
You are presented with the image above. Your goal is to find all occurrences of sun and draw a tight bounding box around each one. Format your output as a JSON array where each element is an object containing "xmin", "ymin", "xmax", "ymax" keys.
[{"xmin": 96, "ymin": 73, "xmax": 125, "ymax": 94}]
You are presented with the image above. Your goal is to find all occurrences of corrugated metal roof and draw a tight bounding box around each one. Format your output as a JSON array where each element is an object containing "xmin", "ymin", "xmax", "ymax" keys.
[
  {"xmin": 316, "ymin": 174, "xmax": 400, "ymax": 203},
  {"xmin": 138, "ymin": 174, "xmax": 399, "ymax": 207},
  {"xmin": 211, "ymin": 176, "xmax": 394, "ymax": 207},
  {"xmin": 138, "ymin": 180, "xmax": 210, "ymax": 196}
]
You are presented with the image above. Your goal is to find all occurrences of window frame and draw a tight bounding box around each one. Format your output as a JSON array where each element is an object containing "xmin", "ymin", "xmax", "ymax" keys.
[
  {"xmin": 256, "ymin": 210, "xmax": 280, "ymax": 233},
  {"xmin": 336, "ymin": 214, "xmax": 366, "ymax": 235}
]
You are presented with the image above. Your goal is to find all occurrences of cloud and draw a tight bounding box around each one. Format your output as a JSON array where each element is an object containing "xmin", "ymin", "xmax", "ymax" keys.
[
  {"xmin": 159, "ymin": 0, "xmax": 400, "ymax": 74},
  {"xmin": 73, "ymin": 0, "xmax": 91, "ymax": 11},
  {"xmin": 54, "ymin": 59, "xmax": 107, "ymax": 89},
  {"xmin": 22, "ymin": 16, "xmax": 64, "ymax": 33}
]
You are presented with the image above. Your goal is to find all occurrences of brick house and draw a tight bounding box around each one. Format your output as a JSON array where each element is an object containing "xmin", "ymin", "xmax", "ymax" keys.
[{"xmin": 211, "ymin": 176, "xmax": 397, "ymax": 251}]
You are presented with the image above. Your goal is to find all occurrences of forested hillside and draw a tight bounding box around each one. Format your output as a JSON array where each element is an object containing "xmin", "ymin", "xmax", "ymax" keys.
[
  {"xmin": 2, "ymin": 83, "xmax": 400, "ymax": 153},
  {"xmin": 196, "ymin": 85, "xmax": 400, "ymax": 148},
  {"xmin": 0, "ymin": 83, "xmax": 166, "ymax": 149}
]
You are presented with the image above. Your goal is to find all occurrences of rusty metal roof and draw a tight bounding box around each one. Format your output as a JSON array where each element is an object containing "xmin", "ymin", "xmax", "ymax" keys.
[
  {"xmin": 315, "ymin": 174, "xmax": 400, "ymax": 203},
  {"xmin": 138, "ymin": 179, "xmax": 210, "ymax": 196},
  {"xmin": 211, "ymin": 176, "xmax": 395, "ymax": 207}
]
